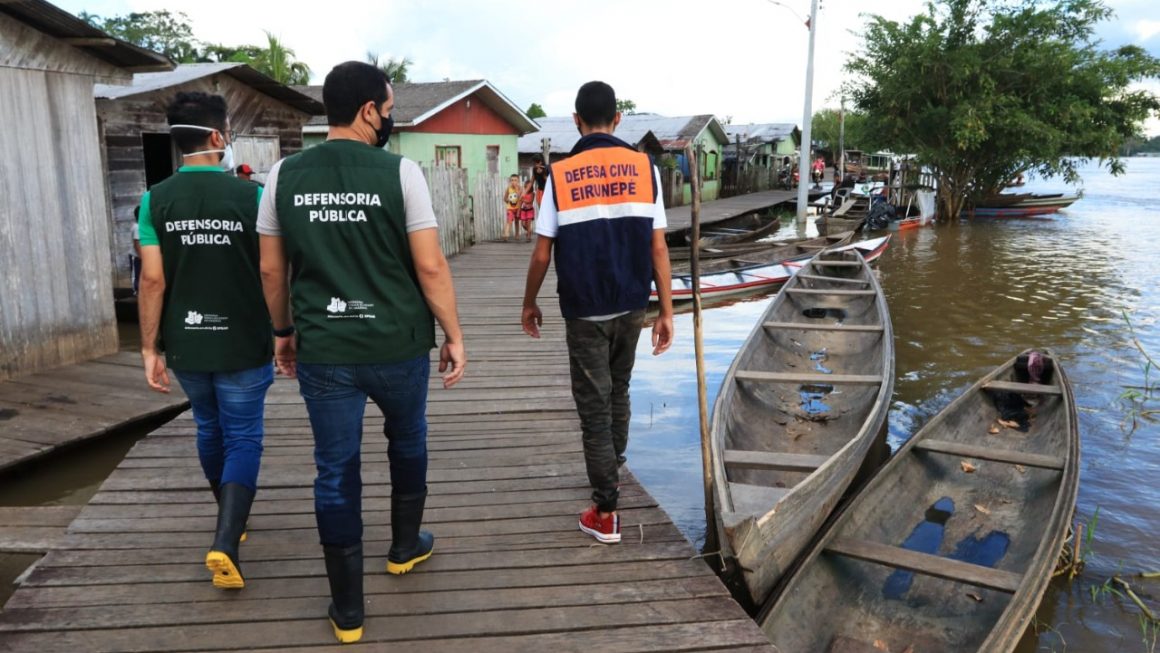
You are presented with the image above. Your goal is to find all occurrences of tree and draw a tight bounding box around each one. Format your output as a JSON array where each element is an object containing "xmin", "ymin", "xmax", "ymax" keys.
[
  {"xmin": 848, "ymin": 0, "xmax": 1160, "ymax": 220},
  {"xmin": 526, "ymin": 103, "xmax": 547, "ymax": 119},
  {"xmin": 811, "ymin": 108, "xmax": 877, "ymax": 153},
  {"xmin": 201, "ymin": 44, "xmax": 265, "ymax": 64},
  {"xmin": 616, "ymin": 99, "xmax": 638, "ymax": 115},
  {"xmin": 80, "ymin": 10, "xmax": 201, "ymax": 62},
  {"xmin": 367, "ymin": 52, "xmax": 413, "ymax": 83},
  {"xmin": 253, "ymin": 32, "xmax": 311, "ymax": 86}
]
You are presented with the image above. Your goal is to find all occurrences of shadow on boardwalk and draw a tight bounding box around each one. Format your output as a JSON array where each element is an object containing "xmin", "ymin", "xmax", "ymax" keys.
[{"xmin": 0, "ymin": 242, "xmax": 773, "ymax": 652}]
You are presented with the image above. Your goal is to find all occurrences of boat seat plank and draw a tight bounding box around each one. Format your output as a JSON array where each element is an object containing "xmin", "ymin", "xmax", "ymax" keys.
[
  {"xmin": 812, "ymin": 260, "xmax": 862, "ymax": 267},
  {"xmin": 724, "ymin": 450, "xmax": 829, "ymax": 473},
  {"xmin": 786, "ymin": 288, "xmax": 877, "ymax": 296},
  {"xmin": 983, "ymin": 380, "xmax": 1062, "ymax": 396},
  {"xmin": 795, "ymin": 274, "xmax": 870, "ymax": 285},
  {"xmin": 825, "ymin": 538, "xmax": 1023, "ymax": 593},
  {"xmin": 913, "ymin": 439, "xmax": 1065, "ymax": 470},
  {"xmin": 735, "ymin": 371, "xmax": 882, "ymax": 385},
  {"xmin": 728, "ymin": 482, "xmax": 790, "ymax": 515},
  {"xmin": 763, "ymin": 321, "xmax": 883, "ymax": 332}
]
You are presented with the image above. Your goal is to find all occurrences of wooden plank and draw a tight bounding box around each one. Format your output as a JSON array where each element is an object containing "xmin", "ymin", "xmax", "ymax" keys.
[
  {"xmin": 983, "ymin": 380, "xmax": 1063, "ymax": 396},
  {"xmin": 763, "ymin": 321, "xmax": 883, "ymax": 332},
  {"xmin": 794, "ymin": 274, "xmax": 869, "ymax": 285},
  {"xmin": 723, "ymin": 450, "xmax": 829, "ymax": 473},
  {"xmin": 811, "ymin": 260, "xmax": 862, "ymax": 267},
  {"xmin": 913, "ymin": 439, "xmax": 1065, "ymax": 470},
  {"xmin": 825, "ymin": 538, "xmax": 1023, "ymax": 593},
  {"xmin": 785, "ymin": 288, "xmax": 877, "ymax": 296},
  {"xmin": 735, "ymin": 371, "xmax": 881, "ymax": 384},
  {"xmin": 728, "ymin": 483, "xmax": 789, "ymax": 515}
]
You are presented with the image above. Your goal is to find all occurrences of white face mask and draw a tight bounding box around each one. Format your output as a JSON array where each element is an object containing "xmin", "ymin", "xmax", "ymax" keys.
[{"xmin": 170, "ymin": 124, "xmax": 234, "ymax": 171}]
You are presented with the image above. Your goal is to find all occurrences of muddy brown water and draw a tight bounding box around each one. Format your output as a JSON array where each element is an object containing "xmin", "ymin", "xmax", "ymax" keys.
[{"xmin": 629, "ymin": 158, "xmax": 1160, "ymax": 651}]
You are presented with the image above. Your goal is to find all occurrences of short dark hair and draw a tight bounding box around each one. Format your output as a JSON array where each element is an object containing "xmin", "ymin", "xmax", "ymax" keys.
[
  {"xmin": 324, "ymin": 61, "xmax": 389, "ymax": 127},
  {"xmin": 166, "ymin": 92, "xmax": 227, "ymax": 154},
  {"xmin": 575, "ymin": 81, "xmax": 617, "ymax": 128},
  {"xmin": 531, "ymin": 154, "xmax": 544, "ymax": 164}
]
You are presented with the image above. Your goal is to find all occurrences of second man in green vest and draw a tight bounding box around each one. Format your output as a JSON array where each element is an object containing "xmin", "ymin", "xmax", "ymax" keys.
[{"xmin": 258, "ymin": 61, "xmax": 466, "ymax": 644}]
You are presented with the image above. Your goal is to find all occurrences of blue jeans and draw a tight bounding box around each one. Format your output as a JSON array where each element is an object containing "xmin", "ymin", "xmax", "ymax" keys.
[
  {"xmin": 296, "ymin": 356, "xmax": 430, "ymax": 548},
  {"xmin": 173, "ymin": 364, "xmax": 273, "ymax": 492}
]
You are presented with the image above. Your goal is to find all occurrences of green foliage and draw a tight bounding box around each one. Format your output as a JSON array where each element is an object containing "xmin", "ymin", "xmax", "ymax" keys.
[
  {"xmin": 1123, "ymin": 134, "xmax": 1160, "ymax": 155},
  {"xmin": 847, "ymin": 0, "xmax": 1160, "ymax": 220},
  {"xmin": 811, "ymin": 107, "xmax": 878, "ymax": 152},
  {"xmin": 616, "ymin": 99, "xmax": 638, "ymax": 115},
  {"xmin": 250, "ymin": 32, "xmax": 311, "ymax": 86},
  {"xmin": 526, "ymin": 103, "xmax": 547, "ymax": 119},
  {"xmin": 367, "ymin": 53, "xmax": 412, "ymax": 84},
  {"xmin": 80, "ymin": 10, "xmax": 200, "ymax": 62}
]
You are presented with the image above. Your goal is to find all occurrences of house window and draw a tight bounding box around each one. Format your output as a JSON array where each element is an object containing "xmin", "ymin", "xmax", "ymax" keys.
[
  {"xmin": 486, "ymin": 145, "xmax": 499, "ymax": 174},
  {"xmin": 435, "ymin": 146, "xmax": 461, "ymax": 168},
  {"xmin": 702, "ymin": 150, "xmax": 718, "ymax": 180}
]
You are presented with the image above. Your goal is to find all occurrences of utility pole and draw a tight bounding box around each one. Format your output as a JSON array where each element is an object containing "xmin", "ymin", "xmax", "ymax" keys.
[
  {"xmin": 795, "ymin": 0, "xmax": 819, "ymax": 223},
  {"xmin": 838, "ymin": 94, "xmax": 845, "ymax": 182}
]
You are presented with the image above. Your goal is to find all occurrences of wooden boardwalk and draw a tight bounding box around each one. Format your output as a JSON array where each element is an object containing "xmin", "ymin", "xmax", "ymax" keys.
[
  {"xmin": 0, "ymin": 242, "xmax": 774, "ymax": 652},
  {"xmin": 0, "ymin": 352, "xmax": 188, "ymax": 473},
  {"xmin": 664, "ymin": 189, "xmax": 829, "ymax": 233}
]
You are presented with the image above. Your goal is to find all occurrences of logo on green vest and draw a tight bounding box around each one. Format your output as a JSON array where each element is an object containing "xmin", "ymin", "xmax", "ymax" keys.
[
  {"xmin": 185, "ymin": 311, "xmax": 203, "ymax": 325},
  {"xmin": 183, "ymin": 309, "xmax": 230, "ymax": 331},
  {"xmin": 327, "ymin": 297, "xmax": 347, "ymax": 314},
  {"xmin": 325, "ymin": 297, "xmax": 376, "ymax": 320}
]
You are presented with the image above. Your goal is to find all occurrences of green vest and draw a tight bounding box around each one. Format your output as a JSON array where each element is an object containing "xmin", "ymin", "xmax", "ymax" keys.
[
  {"xmin": 149, "ymin": 167, "xmax": 272, "ymax": 372},
  {"xmin": 274, "ymin": 140, "xmax": 435, "ymax": 364}
]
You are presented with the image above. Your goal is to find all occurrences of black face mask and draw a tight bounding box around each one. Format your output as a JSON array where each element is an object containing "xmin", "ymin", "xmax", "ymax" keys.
[{"xmin": 374, "ymin": 113, "xmax": 394, "ymax": 148}]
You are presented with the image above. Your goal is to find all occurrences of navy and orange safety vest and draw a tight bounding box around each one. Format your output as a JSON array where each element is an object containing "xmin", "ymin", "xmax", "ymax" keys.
[{"xmin": 550, "ymin": 133, "xmax": 657, "ymax": 319}]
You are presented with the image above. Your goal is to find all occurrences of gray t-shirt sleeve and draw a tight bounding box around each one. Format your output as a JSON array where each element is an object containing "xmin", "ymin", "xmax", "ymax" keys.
[
  {"xmin": 256, "ymin": 159, "xmax": 284, "ymax": 236},
  {"xmin": 401, "ymin": 158, "xmax": 438, "ymax": 233}
]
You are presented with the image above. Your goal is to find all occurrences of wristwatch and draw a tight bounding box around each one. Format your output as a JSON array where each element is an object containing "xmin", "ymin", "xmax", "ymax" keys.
[{"xmin": 272, "ymin": 324, "xmax": 295, "ymax": 338}]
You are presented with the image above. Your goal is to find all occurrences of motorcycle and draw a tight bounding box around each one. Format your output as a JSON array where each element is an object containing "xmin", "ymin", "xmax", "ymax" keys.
[
  {"xmin": 811, "ymin": 167, "xmax": 824, "ymax": 185},
  {"xmin": 778, "ymin": 167, "xmax": 793, "ymax": 190}
]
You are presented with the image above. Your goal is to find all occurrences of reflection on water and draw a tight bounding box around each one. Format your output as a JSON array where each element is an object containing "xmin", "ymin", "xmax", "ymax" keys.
[{"xmin": 629, "ymin": 158, "xmax": 1160, "ymax": 649}]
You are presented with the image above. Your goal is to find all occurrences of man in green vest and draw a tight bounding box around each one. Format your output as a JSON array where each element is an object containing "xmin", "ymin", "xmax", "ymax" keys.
[
  {"xmin": 138, "ymin": 91, "xmax": 273, "ymax": 591},
  {"xmin": 258, "ymin": 61, "xmax": 466, "ymax": 644}
]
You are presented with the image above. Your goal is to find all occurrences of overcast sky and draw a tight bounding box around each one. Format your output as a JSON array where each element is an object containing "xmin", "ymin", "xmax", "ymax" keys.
[{"xmin": 57, "ymin": 0, "xmax": 1160, "ymax": 134}]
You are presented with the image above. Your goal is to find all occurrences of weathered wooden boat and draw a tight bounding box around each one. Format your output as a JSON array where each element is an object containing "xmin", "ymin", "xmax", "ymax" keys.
[
  {"xmin": 972, "ymin": 193, "xmax": 1079, "ymax": 218},
  {"xmin": 670, "ymin": 232, "xmax": 855, "ymax": 276},
  {"xmin": 668, "ymin": 211, "xmax": 782, "ymax": 247},
  {"xmin": 707, "ymin": 247, "xmax": 894, "ymax": 607},
  {"xmin": 817, "ymin": 215, "xmax": 864, "ymax": 236},
  {"xmin": 669, "ymin": 235, "xmax": 820, "ymax": 262},
  {"xmin": 890, "ymin": 188, "xmax": 937, "ymax": 231},
  {"xmin": 760, "ymin": 350, "xmax": 1079, "ymax": 653},
  {"xmin": 654, "ymin": 234, "xmax": 891, "ymax": 302}
]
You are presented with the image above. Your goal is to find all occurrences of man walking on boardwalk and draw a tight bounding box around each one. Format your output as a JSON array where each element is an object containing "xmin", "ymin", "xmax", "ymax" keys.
[
  {"xmin": 137, "ymin": 91, "xmax": 273, "ymax": 591},
  {"xmin": 521, "ymin": 81, "xmax": 674, "ymax": 545},
  {"xmin": 258, "ymin": 61, "xmax": 466, "ymax": 644}
]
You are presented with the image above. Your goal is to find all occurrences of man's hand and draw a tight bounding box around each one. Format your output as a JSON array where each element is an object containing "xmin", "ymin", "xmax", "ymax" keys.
[
  {"xmin": 142, "ymin": 350, "xmax": 170, "ymax": 393},
  {"xmin": 439, "ymin": 340, "xmax": 466, "ymax": 388},
  {"xmin": 274, "ymin": 336, "xmax": 297, "ymax": 378},
  {"xmin": 522, "ymin": 304, "xmax": 543, "ymax": 338},
  {"xmin": 652, "ymin": 314, "xmax": 674, "ymax": 356}
]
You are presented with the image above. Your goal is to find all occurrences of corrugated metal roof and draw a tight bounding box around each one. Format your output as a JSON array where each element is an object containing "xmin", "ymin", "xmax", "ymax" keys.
[
  {"xmin": 724, "ymin": 122, "xmax": 800, "ymax": 145},
  {"xmin": 94, "ymin": 63, "xmax": 323, "ymax": 115},
  {"xmin": 296, "ymin": 79, "xmax": 537, "ymax": 135},
  {"xmin": 0, "ymin": 0, "xmax": 172, "ymax": 72},
  {"xmin": 619, "ymin": 114, "xmax": 730, "ymax": 150},
  {"xmin": 516, "ymin": 116, "xmax": 664, "ymax": 155}
]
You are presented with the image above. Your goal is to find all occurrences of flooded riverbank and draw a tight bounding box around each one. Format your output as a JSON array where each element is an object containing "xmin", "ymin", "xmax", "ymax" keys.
[{"xmin": 629, "ymin": 157, "xmax": 1160, "ymax": 650}]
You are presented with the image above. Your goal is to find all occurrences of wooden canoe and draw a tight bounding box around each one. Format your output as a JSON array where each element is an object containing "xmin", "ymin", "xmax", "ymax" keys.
[
  {"xmin": 709, "ymin": 247, "xmax": 894, "ymax": 606},
  {"xmin": 668, "ymin": 235, "xmax": 824, "ymax": 262},
  {"xmin": 759, "ymin": 350, "xmax": 1079, "ymax": 653},
  {"xmin": 668, "ymin": 211, "xmax": 782, "ymax": 247},
  {"xmin": 654, "ymin": 235, "xmax": 891, "ymax": 303},
  {"xmin": 669, "ymin": 232, "xmax": 856, "ymax": 276}
]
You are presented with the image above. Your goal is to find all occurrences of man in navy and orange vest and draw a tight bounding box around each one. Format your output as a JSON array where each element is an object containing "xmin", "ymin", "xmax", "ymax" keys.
[{"xmin": 522, "ymin": 80, "xmax": 674, "ymax": 544}]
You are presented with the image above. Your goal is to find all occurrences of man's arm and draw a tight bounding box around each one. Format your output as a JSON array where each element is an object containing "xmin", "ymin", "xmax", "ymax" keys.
[
  {"xmin": 259, "ymin": 234, "xmax": 296, "ymax": 378},
  {"xmin": 522, "ymin": 236, "xmax": 553, "ymax": 338},
  {"xmin": 408, "ymin": 228, "xmax": 465, "ymax": 388},
  {"xmin": 650, "ymin": 230, "xmax": 674, "ymax": 355},
  {"xmin": 138, "ymin": 244, "xmax": 169, "ymax": 392}
]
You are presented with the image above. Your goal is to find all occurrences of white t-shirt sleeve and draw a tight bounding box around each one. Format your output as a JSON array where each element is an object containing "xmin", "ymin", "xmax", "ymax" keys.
[
  {"xmin": 652, "ymin": 166, "xmax": 668, "ymax": 230},
  {"xmin": 256, "ymin": 159, "xmax": 283, "ymax": 236},
  {"xmin": 401, "ymin": 158, "xmax": 438, "ymax": 233},
  {"xmin": 535, "ymin": 176, "xmax": 559, "ymax": 238}
]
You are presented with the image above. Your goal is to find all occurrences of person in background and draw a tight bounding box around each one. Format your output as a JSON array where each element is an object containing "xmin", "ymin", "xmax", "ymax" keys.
[
  {"xmin": 130, "ymin": 206, "xmax": 142, "ymax": 295},
  {"xmin": 257, "ymin": 60, "xmax": 466, "ymax": 644},
  {"xmin": 236, "ymin": 163, "xmax": 264, "ymax": 187},
  {"xmin": 531, "ymin": 153, "xmax": 548, "ymax": 209},
  {"xmin": 502, "ymin": 173, "xmax": 521, "ymax": 242},
  {"xmin": 521, "ymin": 80, "xmax": 674, "ymax": 545},
  {"xmin": 518, "ymin": 179, "xmax": 535, "ymax": 242},
  {"xmin": 137, "ymin": 91, "xmax": 273, "ymax": 593}
]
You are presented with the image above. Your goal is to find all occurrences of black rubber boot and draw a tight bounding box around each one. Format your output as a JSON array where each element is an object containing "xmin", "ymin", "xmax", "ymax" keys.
[
  {"xmin": 324, "ymin": 543, "xmax": 365, "ymax": 644},
  {"xmin": 386, "ymin": 489, "xmax": 435, "ymax": 575},
  {"xmin": 204, "ymin": 482, "xmax": 253, "ymax": 589},
  {"xmin": 209, "ymin": 480, "xmax": 247, "ymax": 543}
]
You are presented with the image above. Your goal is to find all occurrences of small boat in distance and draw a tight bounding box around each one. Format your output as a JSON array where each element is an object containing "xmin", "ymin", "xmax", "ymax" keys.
[
  {"xmin": 971, "ymin": 193, "xmax": 1080, "ymax": 218},
  {"xmin": 709, "ymin": 247, "xmax": 894, "ymax": 606},
  {"xmin": 667, "ymin": 211, "xmax": 782, "ymax": 248},
  {"xmin": 759, "ymin": 350, "xmax": 1079, "ymax": 653}
]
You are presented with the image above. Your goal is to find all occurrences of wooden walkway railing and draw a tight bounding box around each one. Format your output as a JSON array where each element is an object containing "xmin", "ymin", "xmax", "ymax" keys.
[{"xmin": 0, "ymin": 242, "xmax": 773, "ymax": 652}]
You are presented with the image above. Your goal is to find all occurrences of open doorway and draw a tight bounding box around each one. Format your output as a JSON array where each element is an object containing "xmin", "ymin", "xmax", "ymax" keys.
[{"xmin": 141, "ymin": 133, "xmax": 175, "ymax": 189}]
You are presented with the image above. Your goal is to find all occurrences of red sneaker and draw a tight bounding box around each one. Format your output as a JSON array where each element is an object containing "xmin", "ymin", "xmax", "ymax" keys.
[{"xmin": 579, "ymin": 506, "xmax": 620, "ymax": 544}]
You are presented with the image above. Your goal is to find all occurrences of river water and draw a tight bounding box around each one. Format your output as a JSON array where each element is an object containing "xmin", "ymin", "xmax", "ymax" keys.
[{"xmin": 628, "ymin": 157, "xmax": 1160, "ymax": 651}]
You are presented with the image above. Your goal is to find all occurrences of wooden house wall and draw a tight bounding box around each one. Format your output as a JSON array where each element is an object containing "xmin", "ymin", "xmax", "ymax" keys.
[
  {"xmin": 98, "ymin": 74, "xmax": 310, "ymax": 286},
  {"xmin": 0, "ymin": 14, "xmax": 129, "ymax": 380}
]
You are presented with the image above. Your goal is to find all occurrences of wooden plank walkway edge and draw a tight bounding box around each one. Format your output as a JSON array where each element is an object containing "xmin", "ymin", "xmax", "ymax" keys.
[{"xmin": 0, "ymin": 242, "xmax": 773, "ymax": 652}]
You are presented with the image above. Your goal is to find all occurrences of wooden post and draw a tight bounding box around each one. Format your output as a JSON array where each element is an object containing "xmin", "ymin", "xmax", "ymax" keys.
[
  {"xmin": 541, "ymin": 137, "xmax": 551, "ymax": 166},
  {"xmin": 687, "ymin": 143, "xmax": 718, "ymax": 554}
]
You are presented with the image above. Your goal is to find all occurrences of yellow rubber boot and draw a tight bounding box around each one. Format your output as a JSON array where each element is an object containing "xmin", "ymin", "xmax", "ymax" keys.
[
  {"xmin": 324, "ymin": 543, "xmax": 365, "ymax": 644},
  {"xmin": 330, "ymin": 618, "xmax": 364, "ymax": 644},
  {"xmin": 205, "ymin": 550, "xmax": 244, "ymax": 589},
  {"xmin": 386, "ymin": 490, "xmax": 434, "ymax": 575}
]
